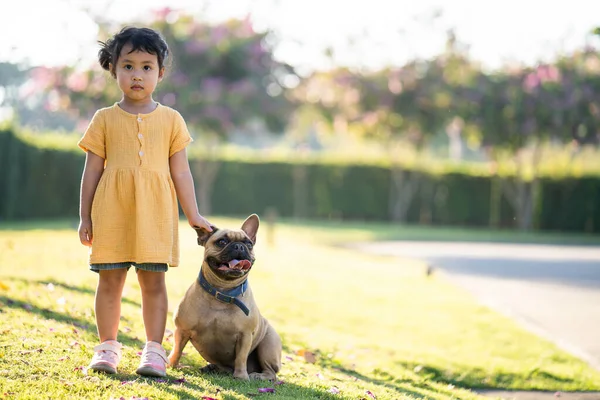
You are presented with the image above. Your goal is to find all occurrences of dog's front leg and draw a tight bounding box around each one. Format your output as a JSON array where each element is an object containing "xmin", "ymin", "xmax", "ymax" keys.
[
  {"xmin": 168, "ymin": 326, "xmax": 190, "ymax": 367},
  {"xmin": 233, "ymin": 332, "xmax": 252, "ymax": 380}
]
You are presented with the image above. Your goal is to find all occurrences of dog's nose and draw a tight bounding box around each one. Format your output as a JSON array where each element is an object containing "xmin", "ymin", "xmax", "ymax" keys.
[{"xmin": 233, "ymin": 243, "xmax": 244, "ymax": 252}]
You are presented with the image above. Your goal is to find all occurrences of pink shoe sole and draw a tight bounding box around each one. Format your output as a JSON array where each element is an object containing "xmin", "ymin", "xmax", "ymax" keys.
[
  {"xmin": 89, "ymin": 362, "xmax": 117, "ymax": 374},
  {"xmin": 136, "ymin": 364, "xmax": 166, "ymax": 377}
]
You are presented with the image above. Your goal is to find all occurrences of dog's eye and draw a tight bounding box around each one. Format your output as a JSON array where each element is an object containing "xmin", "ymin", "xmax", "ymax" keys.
[
  {"xmin": 245, "ymin": 240, "xmax": 253, "ymax": 249},
  {"xmin": 216, "ymin": 238, "xmax": 229, "ymax": 247}
]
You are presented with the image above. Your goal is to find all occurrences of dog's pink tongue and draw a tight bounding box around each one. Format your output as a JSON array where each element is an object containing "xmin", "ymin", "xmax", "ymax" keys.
[{"xmin": 228, "ymin": 259, "xmax": 251, "ymax": 270}]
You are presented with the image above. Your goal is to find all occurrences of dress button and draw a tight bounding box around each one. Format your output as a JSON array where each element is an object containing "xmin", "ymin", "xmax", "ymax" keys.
[
  {"xmin": 137, "ymin": 117, "xmax": 142, "ymax": 122},
  {"xmin": 138, "ymin": 133, "xmax": 143, "ymax": 139},
  {"xmin": 139, "ymin": 151, "xmax": 144, "ymax": 156}
]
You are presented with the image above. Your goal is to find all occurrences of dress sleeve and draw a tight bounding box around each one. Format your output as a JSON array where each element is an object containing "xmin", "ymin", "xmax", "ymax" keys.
[
  {"xmin": 170, "ymin": 111, "xmax": 193, "ymax": 157},
  {"xmin": 77, "ymin": 110, "xmax": 106, "ymax": 159}
]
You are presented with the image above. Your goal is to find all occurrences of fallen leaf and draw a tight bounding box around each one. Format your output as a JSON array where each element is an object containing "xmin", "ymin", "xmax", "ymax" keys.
[
  {"xmin": 19, "ymin": 349, "xmax": 43, "ymax": 355},
  {"xmin": 316, "ymin": 373, "xmax": 325, "ymax": 380},
  {"xmin": 303, "ymin": 351, "xmax": 317, "ymax": 364},
  {"xmin": 328, "ymin": 387, "xmax": 340, "ymax": 394},
  {"xmin": 285, "ymin": 355, "xmax": 293, "ymax": 361},
  {"xmin": 274, "ymin": 380, "xmax": 284, "ymax": 385},
  {"xmin": 366, "ymin": 390, "xmax": 376, "ymax": 399},
  {"xmin": 202, "ymin": 397, "xmax": 217, "ymax": 400},
  {"xmin": 258, "ymin": 388, "xmax": 275, "ymax": 393},
  {"xmin": 174, "ymin": 377, "xmax": 186, "ymax": 384},
  {"xmin": 57, "ymin": 356, "xmax": 70, "ymax": 361}
]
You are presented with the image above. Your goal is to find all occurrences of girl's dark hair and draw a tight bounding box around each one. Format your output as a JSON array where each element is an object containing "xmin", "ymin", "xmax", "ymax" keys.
[{"xmin": 98, "ymin": 27, "xmax": 169, "ymax": 78}]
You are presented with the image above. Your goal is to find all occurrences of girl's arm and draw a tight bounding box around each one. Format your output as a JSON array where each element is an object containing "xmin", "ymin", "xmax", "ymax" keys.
[
  {"xmin": 169, "ymin": 148, "xmax": 213, "ymax": 232},
  {"xmin": 78, "ymin": 151, "xmax": 104, "ymax": 246}
]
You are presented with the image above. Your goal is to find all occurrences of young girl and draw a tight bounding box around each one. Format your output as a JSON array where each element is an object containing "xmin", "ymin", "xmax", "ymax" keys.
[{"xmin": 77, "ymin": 26, "xmax": 212, "ymax": 377}]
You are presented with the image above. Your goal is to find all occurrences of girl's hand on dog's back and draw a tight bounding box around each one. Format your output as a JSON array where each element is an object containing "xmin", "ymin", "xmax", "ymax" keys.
[{"xmin": 78, "ymin": 218, "xmax": 93, "ymax": 246}]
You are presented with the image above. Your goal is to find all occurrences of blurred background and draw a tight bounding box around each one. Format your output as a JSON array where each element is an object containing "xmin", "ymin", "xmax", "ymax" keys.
[
  {"xmin": 1, "ymin": 0, "xmax": 600, "ymax": 234},
  {"xmin": 3, "ymin": 3, "xmax": 600, "ymax": 396}
]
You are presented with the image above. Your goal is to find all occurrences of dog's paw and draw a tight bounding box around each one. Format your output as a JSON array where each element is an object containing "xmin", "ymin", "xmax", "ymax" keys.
[
  {"xmin": 233, "ymin": 370, "xmax": 250, "ymax": 380},
  {"xmin": 249, "ymin": 372, "xmax": 277, "ymax": 380}
]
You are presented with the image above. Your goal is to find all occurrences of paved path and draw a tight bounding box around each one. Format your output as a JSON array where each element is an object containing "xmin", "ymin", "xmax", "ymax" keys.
[{"xmin": 353, "ymin": 241, "xmax": 600, "ymax": 369}]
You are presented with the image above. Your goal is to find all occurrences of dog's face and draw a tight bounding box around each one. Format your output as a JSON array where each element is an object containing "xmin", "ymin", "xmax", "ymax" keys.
[{"xmin": 195, "ymin": 214, "xmax": 259, "ymax": 280}]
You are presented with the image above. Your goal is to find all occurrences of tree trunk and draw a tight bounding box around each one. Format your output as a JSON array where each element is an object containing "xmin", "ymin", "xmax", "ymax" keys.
[
  {"xmin": 489, "ymin": 177, "xmax": 501, "ymax": 228},
  {"xmin": 419, "ymin": 177, "xmax": 434, "ymax": 225},
  {"xmin": 293, "ymin": 165, "xmax": 308, "ymax": 220},
  {"xmin": 500, "ymin": 178, "xmax": 539, "ymax": 231},
  {"xmin": 388, "ymin": 167, "xmax": 419, "ymax": 223},
  {"xmin": 495, "ymin": 141, "xmax": 542, "ymax": 231},
  {"xmin": 192, "ymin": 160, "xmax": 221, "ymax": 216}
]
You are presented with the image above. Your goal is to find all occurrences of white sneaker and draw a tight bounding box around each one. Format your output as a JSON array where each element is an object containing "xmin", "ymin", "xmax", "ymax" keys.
[
  {"xmin": 136, "ymin": 341, "xmax": 168, "ymax": 377},
  {"xmin": 88, "ymin": 340, "xmax": 122, "ymax": 374}
]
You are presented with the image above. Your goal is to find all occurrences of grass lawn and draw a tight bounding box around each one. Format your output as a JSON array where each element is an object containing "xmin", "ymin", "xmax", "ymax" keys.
[{"xmin": 1, "ymin": 216, "xmax": 599, "ymax": 400}]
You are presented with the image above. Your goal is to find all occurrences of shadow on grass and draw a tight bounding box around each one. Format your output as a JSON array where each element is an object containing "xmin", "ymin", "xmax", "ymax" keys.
[
  {"xmin": 0, "ymin": 218, "xmax": 78, "ymax": 231},
  {"xmin": 1, "ymin": 294, "xmax": 96, "ymax": 333},
  {"xmin": 308, "ymin": 345, "xmax": 588, "ymax": 397},
  {"xmin": 277, "ymin": 343, "xmax": 441, "ymax": 399},
  {"xmin": 98, "ymin": 368, "xmax": 344, "ymax": 400},
  {"xmin": 4, "ymin": 276, "xmax": 142, "ymax": 308},
  {"xmin": 0, "ymin": 295, "xmax": 146, "ymax": 349},
  {"xmin": 0, "ymin": 277, "xmax": 145, "ymax": 349},
  {"xmin": 395, "ymin": 361, "xmax": 577, "ymax": 390}
]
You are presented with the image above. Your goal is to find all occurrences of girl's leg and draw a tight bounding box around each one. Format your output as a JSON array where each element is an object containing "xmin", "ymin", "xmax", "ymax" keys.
[
  {"xmin": 95, "ymin": 269, "xmax": 128, "ymax": 342},
  {"xmin": 136, "ymin": 270, "xmax": 168, "ymax": 343}
]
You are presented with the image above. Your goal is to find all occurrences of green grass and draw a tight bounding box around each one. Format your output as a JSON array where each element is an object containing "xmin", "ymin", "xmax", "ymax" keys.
[{"xmin": 1, "ymin": 217, "xmax": 600, "ymax": 399}]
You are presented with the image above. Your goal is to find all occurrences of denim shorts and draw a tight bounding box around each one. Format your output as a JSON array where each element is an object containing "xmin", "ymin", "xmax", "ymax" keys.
[{"xmin": 90, "ymin": 262, "xmax": 169, "ymax": 273}]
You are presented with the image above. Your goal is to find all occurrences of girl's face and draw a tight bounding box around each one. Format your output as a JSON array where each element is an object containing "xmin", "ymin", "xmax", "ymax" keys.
[{"xmin": 112, "ymin": 43, "xmax": 164, "ymax": 104}]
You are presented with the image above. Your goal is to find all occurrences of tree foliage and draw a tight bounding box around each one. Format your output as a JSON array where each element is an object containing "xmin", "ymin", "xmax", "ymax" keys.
[{"xmin": 22, "ymin": 10, "xmax": 298, "ymax": 138}]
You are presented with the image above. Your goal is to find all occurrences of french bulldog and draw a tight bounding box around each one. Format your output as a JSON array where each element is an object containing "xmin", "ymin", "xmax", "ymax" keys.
[{"xmin": 168, "ymin": 214, "xmax": 281, "ymax": 380}]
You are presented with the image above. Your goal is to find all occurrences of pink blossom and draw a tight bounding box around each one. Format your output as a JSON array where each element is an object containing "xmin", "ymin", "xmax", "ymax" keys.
[
  {"xmin": 66, "ymin": 72, "xmax": 89, "ymax": 92},
  {"xmin": 153, "ymin": 7, "xmax": 173, "ymax": 20},
  {"xmin": 185, "ymin": 40, "xmax": 209, "ymax": 56},
  {"xmin": 523, "ymin": 73, "xmax": 540, "ymax": 91}
]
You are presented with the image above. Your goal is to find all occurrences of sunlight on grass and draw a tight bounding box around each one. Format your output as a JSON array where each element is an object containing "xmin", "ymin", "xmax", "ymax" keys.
[{"xmin": 1, "ymin": 218, "xmax": 599, "ymax": 399}]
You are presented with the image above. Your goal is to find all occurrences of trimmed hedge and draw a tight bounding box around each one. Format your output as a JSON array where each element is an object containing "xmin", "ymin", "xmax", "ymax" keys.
[{"xmin": 1, "ymin": 128, "xmax": 599, "ymax": 233}]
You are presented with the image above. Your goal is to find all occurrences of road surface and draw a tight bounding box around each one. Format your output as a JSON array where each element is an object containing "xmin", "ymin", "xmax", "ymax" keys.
[{"xmin": 353, "ymin": 241, "xmax": 600, "ymax": 370}]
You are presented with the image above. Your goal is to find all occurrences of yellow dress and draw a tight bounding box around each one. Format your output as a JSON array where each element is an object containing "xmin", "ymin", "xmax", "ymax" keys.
[{"xmin": 78, "ymin": 103, "xmax": 192, "ymax": 267}]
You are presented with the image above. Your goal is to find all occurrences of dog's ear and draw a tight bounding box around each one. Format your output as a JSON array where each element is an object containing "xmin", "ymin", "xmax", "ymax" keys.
[
  {"xmin": 241, "ymin": 214, "xmax": 259, "ymax": 244},
  {"xmin": 194, "ymin": 225, "xmax": 218, "ymax": 247}
]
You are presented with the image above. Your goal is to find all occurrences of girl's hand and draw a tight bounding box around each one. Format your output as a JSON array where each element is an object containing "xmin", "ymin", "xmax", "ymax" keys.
[
  {"xmin": 78, "ymin": 218, "xmax": 93, "ymax": 246},
  {"xmin": 190, "ymin": 214, "xmax": 213, "ymax": 233}
]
